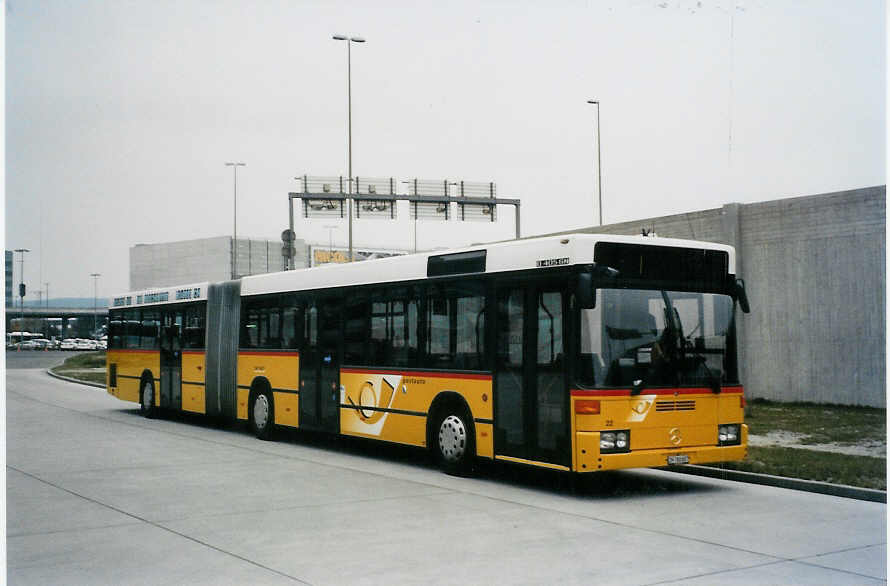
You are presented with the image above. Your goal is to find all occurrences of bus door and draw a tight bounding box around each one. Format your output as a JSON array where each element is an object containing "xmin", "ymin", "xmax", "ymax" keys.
[
  {"xmin": 160, "ymin": 309, "xmax": 183, "ymax": 409},
  {"xmin": 495, "ymin": 283, "xmax": 570, "ymax": 467},
  {"xmin": 299, "ymin": 296, "xmax": 341, "ymax": 432}
]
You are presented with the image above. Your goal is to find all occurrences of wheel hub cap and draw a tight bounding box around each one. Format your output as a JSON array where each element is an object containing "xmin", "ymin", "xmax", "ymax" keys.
[
  {"xmin": 438, "ymin": 415, "xmax": 466, "ymax": 463},
  {"xmin": 254, "ymin": 395, "xmax": 269, "ymax": 429}
]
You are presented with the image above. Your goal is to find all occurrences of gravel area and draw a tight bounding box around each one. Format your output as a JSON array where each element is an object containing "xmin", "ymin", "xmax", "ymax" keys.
[{"xmin": 749, "ymin": 430, "xmax": 886, "ymax": 458}]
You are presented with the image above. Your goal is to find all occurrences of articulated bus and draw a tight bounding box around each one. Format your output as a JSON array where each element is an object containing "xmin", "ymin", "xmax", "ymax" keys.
[{"xmin": 106, "ymin": 233, "xmax": 750, "ymax": 474}]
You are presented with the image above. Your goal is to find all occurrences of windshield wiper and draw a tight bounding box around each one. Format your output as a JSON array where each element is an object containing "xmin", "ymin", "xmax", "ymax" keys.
[{"xmin": 693, "ymin": 348, "xmax": 722, "ymax": 393}]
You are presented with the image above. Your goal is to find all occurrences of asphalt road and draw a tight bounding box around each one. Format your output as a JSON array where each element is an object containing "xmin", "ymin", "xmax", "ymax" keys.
[
  {"xmin": 7, "ymin": 366, "xmax": 887, "ymax": 585},
  {"xmin": 5, "ymin": 349, "xmax": 78, "ymax": 370}
]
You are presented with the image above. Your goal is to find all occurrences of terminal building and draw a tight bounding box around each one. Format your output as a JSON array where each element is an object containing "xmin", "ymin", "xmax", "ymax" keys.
[
  {"xmin": 130, "ymin": 236, "xmax": 301, "ymax": 290},
  {"xmin": 129, "ymin": 236, "xmax": 406, "ymax": 290},
  {"xmin": 5, "ymin": 250, "xmax": 12, "ymax": 307}
]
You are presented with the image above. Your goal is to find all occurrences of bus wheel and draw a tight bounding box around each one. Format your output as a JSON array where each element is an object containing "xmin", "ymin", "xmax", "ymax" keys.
[
  {"xmin": 250, "ymin": 390, "xmax": 274, "ymax": 441},
  {"xmin": 435, "ymin": 409, "xmax": 475, "ymax": 475},
  {"xmin": 139, "ymin": 379, "xmax": 156, "ymax": 419}
]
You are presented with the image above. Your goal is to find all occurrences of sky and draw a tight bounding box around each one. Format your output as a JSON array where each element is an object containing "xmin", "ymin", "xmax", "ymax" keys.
[{"xmin": 5, "ymin": 0, "xmax": 886, "ymax": 300}]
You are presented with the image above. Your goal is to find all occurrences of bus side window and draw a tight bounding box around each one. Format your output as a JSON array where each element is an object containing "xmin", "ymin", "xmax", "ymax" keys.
[
  {"xmin": 240, "ymin": 301, "xmax": 260, "ymax": 349},
  {"xmin": 426, "ymin": 287, "xmax": 452, "ymax": 366},
  {"xmin": 344, "ymin": 293, "xmax": 367, "ymax": 365},
  {"xmin": 367, "ymin": 287, "xmax": 419, "ymax": 368},
  {"xmin": 109, "ymin": 312, "xmax": 124, "ymax": 349},
  {"xmin": 141, "ymin": 310, "xmax": 160, "ymax": 350},
  {"xmin": 258, "ymin": 303, "xmax": 282, "ymax": 349},
  {"xmin": 370, "ymin": 298, "xmax": 387, "ymax": 364},
  {"xmin": 425, "ymin": 281, "xmax": 485, "ymax": 370},
  {"xmin": 537, "ymin": 291, "xmax": 563, "ymax": 367},
  {"xmin": 183, "ymin": 304, "xmax": 206, "ymax": 349},
  {"xmin": 266, "ymin": 302, "xmax": 281, "ymax": 349},
  {"xmin": 282, "ymin": 297, "xmax": 302, "ymax": 350},
  {"xmin": 305, "ymin": 304, "xmax": 318, "ymax": 347},
  {"xmin": 392, "ymin": 294, "xmax": 419, "ymax": 367},
  {"xmin": 125, "ymin": 310, "xmax": 141, "ymax": 349}
]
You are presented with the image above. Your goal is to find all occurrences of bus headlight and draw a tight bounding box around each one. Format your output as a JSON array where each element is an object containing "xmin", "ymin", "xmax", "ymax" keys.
[
  {"xmin": 718, "ymin": 424, "xmax": 741, "ymax": 446},
  {"xmin": 601, "ymin": 430, "xmax": 630, "ymax": 453}
]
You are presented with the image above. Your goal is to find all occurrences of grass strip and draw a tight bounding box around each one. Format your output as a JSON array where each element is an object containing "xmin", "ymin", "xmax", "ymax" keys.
[
  {"xmin": 745, "ymin": 399, "xmax": 886, "ymax": 446},
  {"xmin": 708, "ymin": 445, "xmax": 886, "ymax": 490},
  {"xmin": 51, "ymin": 351, "xmax": 106, "ymax": 385}
]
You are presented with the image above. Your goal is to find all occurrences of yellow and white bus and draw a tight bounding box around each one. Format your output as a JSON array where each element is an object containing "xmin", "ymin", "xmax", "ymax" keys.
[{"xmin": 107, "ymin": 233, "xmax": 750, "ymax": 474}]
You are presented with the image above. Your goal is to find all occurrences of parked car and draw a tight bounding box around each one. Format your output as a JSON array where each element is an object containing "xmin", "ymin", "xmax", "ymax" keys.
[
  {"xmin": 96, "ymin": 339, "xmax": 107, "ymax": 350},
  {"xmin": 33, "ymin": 339, "xmax": 52, "ymax": 350},
  {"xmin": 60, "ymin": 339, "xmax": 77, "ymax": 351},
  {"xmin": 74, "ymin": 339, "xmax": 92, "ymax": 351},
  {"xmin": 13, "ymin": 341, "xmax": 37, "ymax": 350}
]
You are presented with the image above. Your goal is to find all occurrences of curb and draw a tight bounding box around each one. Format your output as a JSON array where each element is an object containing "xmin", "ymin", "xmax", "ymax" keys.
[
  {"xmin": 46, "ymin": 369, "xmax": 106, "ymax": 389},
  {"xmin": 673, "ymin": 464, "xmax": 887, "ymax": 503}
]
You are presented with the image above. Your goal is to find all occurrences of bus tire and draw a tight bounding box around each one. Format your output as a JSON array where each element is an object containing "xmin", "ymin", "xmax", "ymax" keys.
[
  {"xmin": 432, "ymin": 406, "xmax": 475, "ymax": 476},
  {"xmin": 249, "ymin": 388, "xmax": 274, "ymax": 441},
  {"xmin": 139, "ymin": 378, "xmax": 157, "ymax": 419}
]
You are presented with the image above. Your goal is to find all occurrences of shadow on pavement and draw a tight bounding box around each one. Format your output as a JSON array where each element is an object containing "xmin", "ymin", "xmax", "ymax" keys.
[{"xmin": 123, "ymin": 406, "xmax": 723, "ymax": 501}]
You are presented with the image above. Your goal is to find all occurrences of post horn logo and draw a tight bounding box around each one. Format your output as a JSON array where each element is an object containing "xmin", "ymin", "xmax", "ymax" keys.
[{"xmin": 669, "ymin": 427, "xmax": 682, "ymax": 446}]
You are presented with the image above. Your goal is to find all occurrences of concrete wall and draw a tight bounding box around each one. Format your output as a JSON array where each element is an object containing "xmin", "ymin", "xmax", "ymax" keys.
[{"xmin": 551, "ymin": 186, "xmax": 885, "ymax": 407}]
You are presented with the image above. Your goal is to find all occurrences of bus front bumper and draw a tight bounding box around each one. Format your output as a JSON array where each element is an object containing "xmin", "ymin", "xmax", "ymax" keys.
[{"xmin": 575, "ymin": 424, "xmax": 748, "ymax": 472}]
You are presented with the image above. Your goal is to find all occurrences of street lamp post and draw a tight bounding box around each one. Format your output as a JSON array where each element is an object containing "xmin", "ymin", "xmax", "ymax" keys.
[
  {"xmin": 332, "ymin": 34, "xmax": 366, "ymax": 262},
  {"xmin": 225, "ymin": 162, "xmax": 246, "ymax": 279},
  {"xmin": 14, "ymin": 248, "xmax": 29, "ymax": 338},
  {"xmin": 400, "ymin": 180, "xmax": 418, "ymax": 252},
  {"xmin": 90, "ymin": 273, "xmax": 101, "ymax": 337},
  {"xmin": 587, "ymin": 100, "xmax": 603, "ymax": 226}
]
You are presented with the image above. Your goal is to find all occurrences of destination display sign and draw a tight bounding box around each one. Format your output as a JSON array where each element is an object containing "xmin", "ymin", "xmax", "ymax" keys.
[{"xmin": 111, "ymin": 283, "xmax": 208, "ymax": 309}]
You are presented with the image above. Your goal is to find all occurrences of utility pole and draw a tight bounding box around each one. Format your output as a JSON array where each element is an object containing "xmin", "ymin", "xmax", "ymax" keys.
[
  {"xmin": 90, "ymin": 273, "xmax": 101, "ymax": 338},
  {"xmin": 332, "ymin": 34, "xmax": 366, "ymax": 262},
  {"xmin": 587, "ymin": 100, "xmax": 604, "ymax": 225},
  {"xmin": 14, "ymin": 248, "xmax": 29, "ymax": 339},
  {"xmin": 225, "ymin": 162, "xmax": 246, "ymax": 278}
]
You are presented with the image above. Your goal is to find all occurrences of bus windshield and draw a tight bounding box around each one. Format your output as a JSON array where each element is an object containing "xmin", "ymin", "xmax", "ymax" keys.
[{"xmin": 578, "ymin": 288, "xmax": 738, "ymax": 389}]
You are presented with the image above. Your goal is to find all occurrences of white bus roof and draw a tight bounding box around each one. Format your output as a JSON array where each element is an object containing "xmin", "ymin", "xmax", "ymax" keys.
[
  {"xmin": 241, "ymin": 233, "xmax": 736, "ymax": 297},
  {"xmin": 111, "ymin": 234, "xmax": 736, "ymax": 306}
]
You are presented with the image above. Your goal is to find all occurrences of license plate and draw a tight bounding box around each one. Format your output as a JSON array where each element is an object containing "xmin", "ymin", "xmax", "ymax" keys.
[{"xmin": 667, "ymin": 454, "xmax": 689, "ymax": 465}]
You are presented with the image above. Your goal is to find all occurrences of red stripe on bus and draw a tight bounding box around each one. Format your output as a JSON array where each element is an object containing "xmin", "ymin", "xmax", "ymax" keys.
[
  {"xmin": 571, "ymin": 386, "xmax": 744, "ymax": 397},
  {"xmin": 237, "ymin": 351, "xmax": 300, "ymax": 357},
  {"xmin": 340, "ymin": 368, "xmax": 492, "ymax": 381},
  {"xmin": 570, "ymin": 389, "xmax": 631, "ymax": 397},
  {"xmin": 181, "ymin": 350, "xmax": 205, "ymax": 355}
]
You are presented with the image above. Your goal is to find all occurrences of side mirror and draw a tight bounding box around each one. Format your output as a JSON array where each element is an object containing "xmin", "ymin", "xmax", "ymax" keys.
[
  {"xmin": 577, "ymin": 273, "xmax": 595, "ymax": 308},
  {"xmin": 735, "ymin": 278, "xmax": 750, "ymax": 314},
  {"xmin": 577, "ymin": 265, "xmax": 618, "ymax": 309}
]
